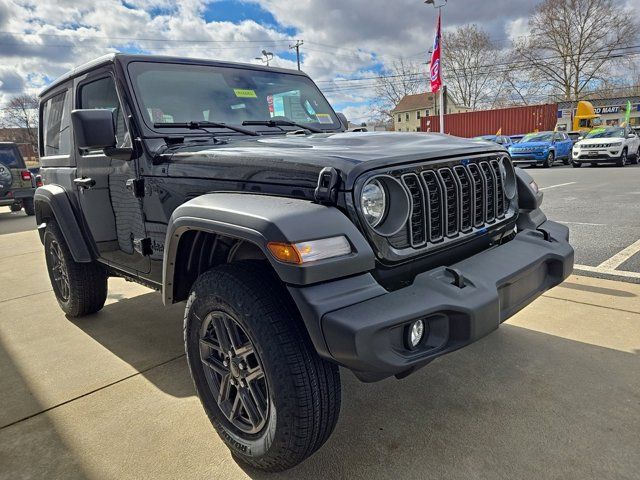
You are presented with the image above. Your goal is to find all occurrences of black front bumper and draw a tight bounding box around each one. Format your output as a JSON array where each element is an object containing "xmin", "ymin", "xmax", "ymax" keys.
[{"xmin": 289, "ymin": 220, "xmax": 573, "ymax": 381}]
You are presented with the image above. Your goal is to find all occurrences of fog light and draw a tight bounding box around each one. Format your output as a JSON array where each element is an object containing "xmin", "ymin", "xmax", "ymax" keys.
[{"xmin": 406, "ymin": 319, "xmax": 425, "ymax": 350}]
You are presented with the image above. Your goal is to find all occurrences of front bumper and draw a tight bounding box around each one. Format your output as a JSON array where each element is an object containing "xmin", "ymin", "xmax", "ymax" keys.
[
  {"xmin": 289, "ymin": 220, "xmax": 573, "ymax": 381},
  {"xmin": 572, "ymin": 150, "xmax": 621, "ymax": 162},
  {"xmin": 510, "ymin": 152, "xmax": 548, "ymax": 164}
]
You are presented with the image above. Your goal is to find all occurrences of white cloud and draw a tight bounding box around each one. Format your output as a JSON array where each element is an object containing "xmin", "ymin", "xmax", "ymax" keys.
[{"xmin": 0, "ymin": 0, "xmax": 537, "ymax": 120}]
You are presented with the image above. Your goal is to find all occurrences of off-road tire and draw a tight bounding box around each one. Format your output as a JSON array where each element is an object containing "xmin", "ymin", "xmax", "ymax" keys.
[
  {"xmin": 544, "ymin": 151, "xmax": 554, "ymax": 168},
  {"xmin": 43, "ymin": 221, "xmax": 108, "ymax": 317},
  {"xmin": 616, "ymin": 149, "xmax": 627, "ymax": 167},
  {"xmin": 184, "ymin": 261, "xmax": 341, "ymax": 472},
  {"xmin": 23, "ymin": 198, "xmax": 35, "ymax": 216}
]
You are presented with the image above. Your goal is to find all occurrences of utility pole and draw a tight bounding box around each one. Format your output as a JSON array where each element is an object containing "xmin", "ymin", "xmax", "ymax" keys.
[{"xmin": 289, "ymin": 40, "xmax": 304, "ymax": 70}]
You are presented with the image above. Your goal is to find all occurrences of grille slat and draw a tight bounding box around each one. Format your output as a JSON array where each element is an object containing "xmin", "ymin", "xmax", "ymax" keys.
[
  {"xmin": 490, "ymin": 160, "xmax": 506, "ymax": 218},
  {"xmin": 453, "ymin": 165, "xmax": 473, "ymax": 232},
  {"xmin": 421, "ymin": 171, "xmax": 444, "ymax": 242},
  {"xmin": 401, "ymin": 173, "xmax": 427, "ymax": 247},
  {"xmin": 480, "ymin": 161, "xmax": 496, "ymax": 222},
  {"xmin": 437, "ymin": 168, "xmax": 459, "ymax": 237}
]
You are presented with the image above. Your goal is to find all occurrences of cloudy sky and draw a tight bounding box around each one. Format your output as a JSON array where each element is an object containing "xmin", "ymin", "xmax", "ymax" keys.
[{"xmin": 0, "ymin": 0, "xmax": 637, "ymax": 122}]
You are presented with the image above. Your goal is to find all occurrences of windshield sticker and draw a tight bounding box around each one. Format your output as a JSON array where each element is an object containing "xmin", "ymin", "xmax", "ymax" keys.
[
  {"xmin": 590, "ymin": 127, "xmax": 606, "ymax": 135},
  {"xmin": 233, "ymin": 88, "xmax": 257, "ymax": 98},
  {"xmin": 231, "ymin": 103, "xmax": 246, "ymax": 110},
  {"xmin": 316, "ymin": 113, "xmax": 333, "ymax": 124}
]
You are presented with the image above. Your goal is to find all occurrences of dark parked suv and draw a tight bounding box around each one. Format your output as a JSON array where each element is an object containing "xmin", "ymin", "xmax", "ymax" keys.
[
  {"xmin": 0, "ymin": 142, "xmax": 37, "ymax": 215},
  {"xmin": 35, "ymin": 54, "xmax": 573, "ymax": 471}
]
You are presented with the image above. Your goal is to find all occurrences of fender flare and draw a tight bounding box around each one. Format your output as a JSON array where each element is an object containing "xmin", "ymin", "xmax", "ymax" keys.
[
  {"xmin": 162, "ymin": 193, "xmax": 375, "ymax": 304},
  {"xmin": 34, "ymin": 185, "xmax": 93, "ymax": 263}
]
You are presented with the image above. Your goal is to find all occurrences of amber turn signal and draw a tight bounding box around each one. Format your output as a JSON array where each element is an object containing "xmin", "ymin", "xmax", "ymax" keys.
[{"xmin": 267, "ymin": 242, "xmax": 302, "ymax": 264}]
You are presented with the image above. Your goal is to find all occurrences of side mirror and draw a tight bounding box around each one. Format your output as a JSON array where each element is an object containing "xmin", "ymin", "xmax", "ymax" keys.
[
  {"xmin": 71, "ymin": 109, "xmax": 116, "ymax": 150},
  {"xmin": 336, "ymin": 112, "xmax": 348, "ymax": 129}
]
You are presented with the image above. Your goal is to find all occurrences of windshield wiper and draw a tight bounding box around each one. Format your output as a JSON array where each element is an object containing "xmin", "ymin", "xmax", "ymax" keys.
[
  {"xmin": 242, "ymin": 119, "xmax": 324, "ymax": 134},
  {"xmin": 154, "ymin": 121, "xmax": 260, "ymax": 136}
]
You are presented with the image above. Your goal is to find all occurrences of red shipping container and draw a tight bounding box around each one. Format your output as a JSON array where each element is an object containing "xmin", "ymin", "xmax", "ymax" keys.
[{"xmin": 420, "ymin": 103, "xmax": 558, "ymax": 137}]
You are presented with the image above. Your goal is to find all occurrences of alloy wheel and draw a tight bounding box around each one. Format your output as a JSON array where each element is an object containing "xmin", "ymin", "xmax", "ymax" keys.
[
  {"xmin": 199, "ymin": 311, "xmax": 269, "ymax": 435},
  {"xmin": 48, "ymin": 240, "xmax": 70, "ymax": 301}
]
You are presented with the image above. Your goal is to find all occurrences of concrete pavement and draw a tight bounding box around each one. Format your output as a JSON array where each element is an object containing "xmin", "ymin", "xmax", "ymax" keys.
[{"xmin": 1, "ymin": 211, "xmax": 639, "ymax": 479}]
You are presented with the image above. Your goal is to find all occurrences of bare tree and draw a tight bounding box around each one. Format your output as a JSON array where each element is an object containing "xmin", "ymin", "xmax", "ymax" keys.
[
  {"xmin": 514, "ymin": 0, "xmax": 637, "ymax": 100},
  {"xmin": 1, "ymin": 94, "xmax": 39, "ymax": 148},
  {"xmin": 442, "ymin": 24, "xmax": 503, "ymax": 110},
  {"xmin": 371, "ymin": 59, "xmax": 427, "ymax": 122}
]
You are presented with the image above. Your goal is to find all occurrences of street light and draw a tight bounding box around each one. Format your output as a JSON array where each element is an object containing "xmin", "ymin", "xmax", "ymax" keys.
[{"xmin": 255, "ymin": 49, "xmax": 274, "ymax": 67}]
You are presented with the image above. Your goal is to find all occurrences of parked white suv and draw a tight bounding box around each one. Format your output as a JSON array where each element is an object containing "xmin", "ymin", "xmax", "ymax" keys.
[{"xmin": 572, "ymin": 125, "xmax": 640, "ymax": 167}]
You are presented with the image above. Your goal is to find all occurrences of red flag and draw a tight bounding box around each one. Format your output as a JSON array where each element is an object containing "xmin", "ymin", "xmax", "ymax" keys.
[{"xmin": 429, "ymin": 12, "xmax": 442, "ymax": 93}]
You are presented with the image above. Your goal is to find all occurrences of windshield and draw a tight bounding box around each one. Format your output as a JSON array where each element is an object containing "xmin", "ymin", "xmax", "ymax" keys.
[
  {"xmin": 473, "ymin": 135, "xmax": 495, "ymax": 141},
  {"xmin": 127, "ymin": 62, "xmax": 341, "ymax": 133},
  {"xmin": 0, "ymin": 146, "xmax": 24, "ymax": 168},
  {"xmin": 586, "ymin": 127, "xmax": 624, "ymax": 139},
  {"xmin": 522, "ymin": 133, "xmax": 553, "ymax": 143}
]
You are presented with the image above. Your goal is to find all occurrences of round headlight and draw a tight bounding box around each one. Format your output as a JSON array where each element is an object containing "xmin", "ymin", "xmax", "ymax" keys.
[
  {"xmin": 361, "ymin": 179, "xmax": 386, "ymax": 227},
  {"xmin": 500, "ymin": 157, "xmax": 517, "ymax": 200}
]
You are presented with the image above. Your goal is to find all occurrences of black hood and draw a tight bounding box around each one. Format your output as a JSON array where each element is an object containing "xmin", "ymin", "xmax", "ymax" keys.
[{"xmin": 163, "ymin": 131, "xmax": 506, "ymax": 190}]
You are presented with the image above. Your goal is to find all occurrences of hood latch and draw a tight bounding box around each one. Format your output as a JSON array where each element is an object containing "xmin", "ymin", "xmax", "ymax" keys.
[{"xmin": 314, "ymin": 167, "xmax": 340, "ymax": 205}]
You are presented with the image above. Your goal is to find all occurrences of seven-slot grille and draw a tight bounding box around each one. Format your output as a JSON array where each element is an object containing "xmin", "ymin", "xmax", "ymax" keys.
[{"xmin": 398, "ymin": 159, "xmax": 509, "ymax": 248}]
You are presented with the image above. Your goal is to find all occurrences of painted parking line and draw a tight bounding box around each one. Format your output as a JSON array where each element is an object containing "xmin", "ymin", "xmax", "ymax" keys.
[
  {"xmin": 557, "ymin": 221, "xmax": 606, "ymax": 226},
  {"xmin": 574, "ymin": 264, "xmax": 640, "ymax": 280},
  {"xmin": 598, "ymin": 239, "xmax": 640, "ymax": 270},
  {"xmin": 539, "ymin": 182, "xmax": 577, "ymax": 191}
]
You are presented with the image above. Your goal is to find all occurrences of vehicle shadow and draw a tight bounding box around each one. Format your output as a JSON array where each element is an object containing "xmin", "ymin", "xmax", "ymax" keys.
[
  {"xmin": 0, "ymin": 208, "xmax": 37, "ymax": 235},
  {"xmin": 0, "ymin": 338, "xmax": 92, "ymax": 479},
  {"xmin": 68, "ymin": 290, "xmax": 192, "ymax": 398},
  {"xmin": 239, "ymin": 324, "xmax": 640, "ymax": 480}
]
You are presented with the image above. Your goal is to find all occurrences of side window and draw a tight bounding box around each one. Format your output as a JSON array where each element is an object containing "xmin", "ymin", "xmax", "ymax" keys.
[
  {"xmin": 79, "ymin": 76, "xmax": 130, "ymax": 149},
  {"xmin": 42, "ymin": 90, "xmax": 72, "ymax": 156},
  {"xmin": 416, "ymin": 111, "xmax": 421, "ymax": 120},
  {"xmin": 405, "ymin": 113, "xmax": 409, "ymax": 121},
  {"xmin": 397, "ymin": 114, "xmax": 401, "ymax": 123}
]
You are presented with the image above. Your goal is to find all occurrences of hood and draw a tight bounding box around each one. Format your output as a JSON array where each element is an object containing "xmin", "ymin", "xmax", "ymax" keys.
[
  {"xmin": 163, "ymin": 131, "xmax": 505, "ymax": 190},
  {"xmin": 510, "ymin": 141, "xmax": 551, "ymax": 149},
  {"xmin": 577, "ymin": 137, "xmax": 623, "ymax": 147}
]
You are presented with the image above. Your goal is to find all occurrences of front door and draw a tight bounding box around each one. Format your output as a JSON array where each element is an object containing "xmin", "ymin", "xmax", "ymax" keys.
[{"xmin": 74, "ymin": 71, "xmax": 150, "ymax": 274}]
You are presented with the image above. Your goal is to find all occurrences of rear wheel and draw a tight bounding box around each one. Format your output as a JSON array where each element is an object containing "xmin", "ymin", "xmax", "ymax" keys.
[
  {"xmin": 43, "ymin": 221, "xmax": 108, "ymax": 317},
  {"xmin": 631, "ymin": 147, "xmax": 640, "ymax": 165},
  {"xmin": 562, "ymin": 157, "xmax": 570, "ymax": 165},
  {"xmin": 184, "ymin": 262, "xmax": 341, "ymax": 472},
  {"xmin": 9, "ymin": 202, "xmax": 22, "ymax": 212},
  {"xmin": 543, "ymin": 152, "xmax": 554, "ymax": 168},
  {"xmin": 616, "ymin": 149, "xmax": 627, "ymax": 167},
  {"xmin": 23, "ymin": 198, "xmax": 35, "ymax": 216},
  {"xmin": 571, "ymin": 161, "xmax": 581, "ymax": 168}
]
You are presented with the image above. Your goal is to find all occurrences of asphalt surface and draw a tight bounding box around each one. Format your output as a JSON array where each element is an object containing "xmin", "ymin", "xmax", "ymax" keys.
[{"xmin": 525, "ymin": 162, "xmax": 640, "ymax": 283}]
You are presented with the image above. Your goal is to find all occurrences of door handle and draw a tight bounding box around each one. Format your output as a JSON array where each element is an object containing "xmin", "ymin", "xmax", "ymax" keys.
[{"xmin": 74, "ymin": 177, "xmax": 96, "ymax": 189}]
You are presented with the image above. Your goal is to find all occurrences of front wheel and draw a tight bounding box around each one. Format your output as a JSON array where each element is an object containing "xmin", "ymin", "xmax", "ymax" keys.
[
  {"xmin": 631, "ymin": 147, "xmax": 640, "ymax": 165},
  {"xmin": 43, "ymin": 221, "xmax": 108, "ymax": 317},
  {"xmin": 184, "ymin": 262, "xmax": 341, "ymax": 472},
  {"xmin": 616, "ymin": 149, "xmax": 627, "ymax": 167},
  {"xmin": 543, "ymin": 152, "xmax": 554, "ymax": 168}
]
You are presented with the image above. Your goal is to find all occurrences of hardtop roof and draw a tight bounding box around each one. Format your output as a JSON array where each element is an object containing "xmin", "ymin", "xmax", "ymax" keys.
[{"xmin": 39, "ymin": 53, "xmax": 308, "ymax": 98}]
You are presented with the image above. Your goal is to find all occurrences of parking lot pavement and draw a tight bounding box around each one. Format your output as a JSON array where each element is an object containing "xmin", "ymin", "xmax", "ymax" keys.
[
  {"xmin": 1, "ymin": 213, "xmax": 640, "ymax": 480},
  {"xmin": 527, "ymin": 163, "xmax": 640, "ymax": 283}
]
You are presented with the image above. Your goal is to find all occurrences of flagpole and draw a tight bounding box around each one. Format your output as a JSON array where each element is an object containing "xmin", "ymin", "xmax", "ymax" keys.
[{"xmin": 438, "ymin": 5, "xmax": 444, "ymax": 134}]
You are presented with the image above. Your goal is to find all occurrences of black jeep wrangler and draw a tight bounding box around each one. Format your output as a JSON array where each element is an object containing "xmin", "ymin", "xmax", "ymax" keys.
[
  {"xmin": 35, "ymin": 54, "xmax": 573, "ymax": 471},
  {"xmin": 0, "ymin": 142, "xmax": 37, "ymax": 215}
]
